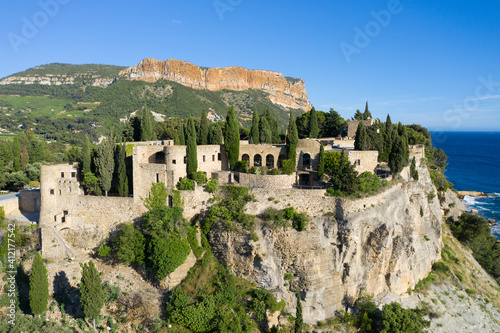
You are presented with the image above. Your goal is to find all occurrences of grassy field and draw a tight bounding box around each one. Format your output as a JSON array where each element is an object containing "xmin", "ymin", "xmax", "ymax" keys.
[{"xmin": 0, "ymin": 95, "xmax": 97, "ymax": 118}]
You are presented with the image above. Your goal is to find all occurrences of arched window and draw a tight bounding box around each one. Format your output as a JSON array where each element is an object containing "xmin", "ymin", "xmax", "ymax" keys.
[
  {"xmin": 266, "ymin": 154, "xmax": 275, "ymax": 169},
  {"xmin": 242, "ymin": 154, "xmax": 250, "ymax": 163},
  {"xmin": 254, "ymin": 154, "xmax": 262, "ymax": 167},
  {"xmin": 303, "ymin": 153, "xmax": 311, "ymax": 169}
]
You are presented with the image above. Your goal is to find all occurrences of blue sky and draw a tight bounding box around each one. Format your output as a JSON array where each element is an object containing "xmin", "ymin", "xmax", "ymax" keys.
[{"xmin": 1, "ymin": 0, "xmax": 500, "ymax": 131}]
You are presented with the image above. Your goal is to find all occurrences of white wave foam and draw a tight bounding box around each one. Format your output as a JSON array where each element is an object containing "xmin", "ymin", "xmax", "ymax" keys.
[{"xmin": 462, "ymin": 195, "xmax": 477, "ymax": 207}]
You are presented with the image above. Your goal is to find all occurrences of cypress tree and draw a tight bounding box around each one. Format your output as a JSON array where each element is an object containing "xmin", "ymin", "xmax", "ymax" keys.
[
  {"xmin": 385, "ymin": 114, "xmax": 392, "ymax": 135},
  {"xmin": 318, "ymin": 142, "xmax": 325, "ymax": 180},
  {"xmin": 123, "ymin": 120, "xmax": 134, "ymax": 142},
  {"xmin": 186, "ymin": 117, "xmax": 198, "ymax": 178},
  {"xmin": 249, "ymin": 108, "xmax": 260, "ymax": 144},
  {"xmin": 354, "ymin": 122, "xmax": 368, "ymax": 151},
  {"xmin": 224, "ymin": 106, "xmax": 240, "ymax": 170},
  {"xmin": 95, "ymin": 135, "xmax": 115, "ymax": 196},
  {"xmin": 198, "ymin": 109, "xmax": 209, "ymax": 145},
  {"xmin": 262, "ymin": 109, "xmax": 280, "ymax": 144},
  {"xmin": 388, "ymin": 132, "xmax": 405, "ymax": 175},
  {"xmin": 20, "ymin": 146, "xmax": 29, "ymax": 170},
  {"xmin": 363, "ymin": 101, "xmax": 372, "ymax": 119},
  {"xmin": 82, "ymin": 135, "xmax": 91, "ymax": 174},
  {"xmin": 29, "ymin": 252, "xmax": 49, "ymax": 316},
  {"xmin": 178, "ymin": 123, "xmax": 186, "ymax": 145},
  {"xmin": 117, "ymin": 143, "xmax": 128, "ymax": 197},
  {"xmin": 259, "ymin": 116, "xmax": 272, "ymax": 143},
  {"xmin": 140, "ymin": 107, "xmax": 156, "ymax": 141},
  {"xmin": 80, "ymin": 260, "xmax": 105, "ymax": 330},
  {"xmin": 295, "ymin": 290, "xmax": 303, "ymax": 333},
  {"xmin": 410, "ymin": 156, "xmax": 419, "ymax": 181},
  {"xmin": 209, "ymin": 123, "xmax": 223, "ymax": 145},
  {"xmin": 286, "ymin": 110, "xmax": 299, "ymax": 168},
  {"xmin": 12, "ymin": 137, "xmax": 21, "ymax": 172},
  {"xmin": 309, "ymin": 107, "xmax": 319, "ymax": 138}
]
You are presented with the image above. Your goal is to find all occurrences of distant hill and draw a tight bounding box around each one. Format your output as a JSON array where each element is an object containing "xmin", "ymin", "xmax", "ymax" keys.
[{"xmin": 0, "ymin": 59, "xmax": 311, "ymax": 143}]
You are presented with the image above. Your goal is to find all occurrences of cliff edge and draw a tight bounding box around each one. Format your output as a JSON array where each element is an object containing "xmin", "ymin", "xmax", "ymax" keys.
[{"xmin": 119, "ymin": 58, "xmax": 312, "ymax": 111}]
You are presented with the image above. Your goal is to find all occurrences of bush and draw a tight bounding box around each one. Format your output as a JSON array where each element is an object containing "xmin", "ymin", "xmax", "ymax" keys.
[
  {"xmin": 293, "ymin": 212, "xmax": 309, "ymax": 232},
  {"xmin": 205, "ymin": 178, "xmax": 219, "ymax": 193},
  {"xmin": 432, "ymin": 262, "xmax": 449, "ymax": 273},
  {"xmin": 98, "ymin": 244, "xmax": 111, "ymax": 257},
  {"xmin": 283, "ymin": 207, "xmax": 297, "ymax": 220},
  {"xmin": 284, "ymin": 273, "xmax": 294, "ymax": 280},
  {"xmin": 280, "ymin": 159, "xmax": 295, "ymax": 175},
  {"xmin": 176, "ymin": 177, "xmax": 195, "ymax": 190},
  {"xmin": 234, "ymin": 160, "xmax": 248, "ymax": 173},
  {"xmin": 381, "ymin": 302, "xmax": 427, "ymax": 333},
  {"xmin": 191, "ymin": 171, "xmax": 207, "ymax": 185},
  {"xmin": 147, "ymin": 233, "xmax": 191, "ymax": 280},
  {"xmin": 357, "ymin": 171, "xmax": 382, "ymax": 195}
]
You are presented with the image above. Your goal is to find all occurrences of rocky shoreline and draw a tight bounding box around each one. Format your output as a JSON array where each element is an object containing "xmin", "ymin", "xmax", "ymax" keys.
[{"xmin": 457, "ymin": 190, "xmax": 500, "ymax": 198}]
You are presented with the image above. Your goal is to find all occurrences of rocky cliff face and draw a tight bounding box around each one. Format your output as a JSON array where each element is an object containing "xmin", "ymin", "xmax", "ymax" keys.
[
  {"xmin": 209, "ymin": 165, "xmax": 443, "ymax": 324},
  {"xmin": 119, "ymin": 58, "xmax": 312, "ymax": 111},
  {"xmin": 0, "ymin": 74, "xmax": 115, "ymax": 88}
]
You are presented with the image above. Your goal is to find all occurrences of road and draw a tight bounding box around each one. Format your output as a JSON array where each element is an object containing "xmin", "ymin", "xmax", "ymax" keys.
[{"xmin": 0, "ymin": 192, "xmax": 19, "ymax": 201}]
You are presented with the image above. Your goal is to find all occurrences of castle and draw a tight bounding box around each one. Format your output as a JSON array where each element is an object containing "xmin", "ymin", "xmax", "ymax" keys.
[{"xmin": 38, "ymin": 131, "xmax": 424, "ymax": 259}]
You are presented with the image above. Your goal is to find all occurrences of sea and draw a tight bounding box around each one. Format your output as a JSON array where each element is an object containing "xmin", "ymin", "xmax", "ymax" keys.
[{"xmin": 431, "ymin": 132, "xmax": 500, "ymax": 239}]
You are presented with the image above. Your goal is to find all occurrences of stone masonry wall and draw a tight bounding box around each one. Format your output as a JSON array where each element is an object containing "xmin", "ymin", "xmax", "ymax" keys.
[
  {"xmin": 346, "ymin": 150, "xmax": 379, "ymax": 174},
  {"xmin": 347, "ymin": 119, "xmax": 375, "ymax": 138},
  {"xmin": 19, "ymin": 189, "xmax": 41, "ymax": 213}
]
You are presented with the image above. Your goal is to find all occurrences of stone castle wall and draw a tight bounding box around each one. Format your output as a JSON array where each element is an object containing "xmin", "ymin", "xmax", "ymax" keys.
[
  {"xmin": 347, "ymin": 119, "xmax": 375, "ymax": 138},
  {"xmin": 0, "ymin": 196, "xmax": 21, "ymax": 215},
  {"xmin": 19, "ymin": 189, "xmax": 41, "ymax": 213},
  {"xmin": 346, "ymin": 150, "xmax": 379, "ymax": 174}
]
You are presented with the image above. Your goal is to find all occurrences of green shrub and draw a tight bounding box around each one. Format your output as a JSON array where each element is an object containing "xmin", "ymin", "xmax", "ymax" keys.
[
  {"xmin": 205, "ymin": 178, "xmax": 219, "ymax": 193},
  {"xmin": 280, "ymin": 159, "xmax": 295, "ymax": 175},
  {"xmin": 293, "ymin": 212, "xmax": 309, "ymax": 232},
  {"xmin": 176, "ymin": 177, "xmax": 195, "ymax": 190},
  {"xmin": 98, "ymin": 244, "xmax": 111, "ymax": 257},
  {"xmin": 326, "ymin": 187, "xmax": 343, "ymax": 197},
  {"xmin": 187, "ymin": 227, "xmax": 205, "ymax": 259},
  {"xmin": 381, "ymin": 302, "xmax": 427, "ymax": 332},
  {"xmin": 103, "ymin": 283, "xmax": 121, "ymax": 303},
  {"xmin": 191, "ymin": 171, "xmax": 207, "ymax": 185},
  {"xmin": 357, "ymin": 171, "xmax": 382, "ymax": 195},
  {"xmin": 234, "ymin": 160, "xmax": 248, "ymax": 173},
  {"xmin": 283, "ymin": 207, "xmax": 297, "ymax": 220},
  {"xmin": 432, "ymin": 262, "xmax": 449, "ymax": 273},
  {"xmin": 147, "ymin": 233, "xmax": 191, "ymax": 280},
  {"xmin": 284, "ymin": 273, "xmax": 294, "ymax": 280}
]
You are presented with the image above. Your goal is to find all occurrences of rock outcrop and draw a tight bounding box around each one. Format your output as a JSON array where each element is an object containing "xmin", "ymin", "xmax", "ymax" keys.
[
  {"xmin": 119, "ymin": 58, "xmax": 312, "ymax": 111},
  {"xmin": 0, "ymin": 74, "xmax": 115, "ymax": 88},
  {"xmin": 209, "ymin": 164, "xmax": 444, "ymax": 323}
]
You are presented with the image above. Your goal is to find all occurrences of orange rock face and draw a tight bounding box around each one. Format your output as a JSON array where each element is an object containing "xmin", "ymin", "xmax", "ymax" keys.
[{"xmin": 119, "ymin": 58, "xmax": 312, "ymax": 111}]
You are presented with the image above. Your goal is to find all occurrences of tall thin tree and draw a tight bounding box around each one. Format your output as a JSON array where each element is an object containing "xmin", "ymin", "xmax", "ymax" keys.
[
  {"xmin": 29, "ymin": 252, "xmax": 49, "ymax": 316},
  {"xmin": 12, "ymin": 137, "xmax": 21, "ymax": 172},
  {"xmin": 224, "ymin": 106, "xmax": 240, "ymax": 170},
  {"xmin": 295, "ymin": 290, "xmax": 303, "ymax": 333},
  {"xmin": 259, "ymin": 116, "xmax": 272, "ymax": 143},
  {"xmin": 95, "ymin": 134, "xmax": 115, "ymax": 196},
  {"xmin": 354, "ymin": 122, "xmax": 368, "ymax": 151},
  {"xmin": 80, "ymin": 260, "xmax": 105, "ymax": 331},
  {"xmin": 249, "ymin": 108, "xmax": 260, "ymax": 144},
  {"xmin": 318, "ymin": 142, "xmax": 325, "ymax": 181},
  {"xmin": 286, "ymin": 110, "xmax": 299, "ymax": 168},
  {"xmin": 198, "ymin": 109, "xmax": 209, "ymax": 145},
  {"xmin": 186, "ymin": 117, "xmax": 198, "ymax": 178},
  {"xmin": 82, "ymin": 135, "xmax": 91, "ymax": 174},
  {"xmin": 309, "ymin": 107, "xmax": 319, "ymax": 138},
  {"xmin": 117, "ymin": 143, "xmax": 129, "ymax": 197}
]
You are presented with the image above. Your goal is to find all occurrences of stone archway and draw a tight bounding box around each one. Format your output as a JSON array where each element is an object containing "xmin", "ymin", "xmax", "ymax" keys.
[
  {"xmin": 303, "ymin": 153, "xmax": 311, "ymax": 169},
  {"xmin": 254, "ymin": 154, "xmax": 262, "ymax": 167},
  {"xmin": 266, "ymin": 154, "xmax": 275, "ymax": 169}
]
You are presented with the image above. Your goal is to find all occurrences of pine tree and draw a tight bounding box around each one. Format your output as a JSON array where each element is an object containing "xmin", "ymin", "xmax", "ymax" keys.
[
  {"xmin": 354, "ymin": 122, "xmax": 368, "ymax": 151},
  {"xmin": 178, "ymin": 123, "xmax": 186, "ymax": 145},
  {"xmin": 249, "ymin": 108, "xmax": 260, "ymax": 144},
  {"xmin": 82, "ymin": 135, "xmax": 92, "ymax": 174},
  {"xmin": 259, "ymin": 116, "xmax": 272, "ymax": 143},
  {"xmin": 80, "ymin": 260, "xmax": 105, "ymax": 330},
  {"xmin": 12, "ymin": 137, "xmax": 21, "ymax": 172},
  {"xmin": 117, "ymin": 143, "xmax": 129, "ymax": 197},
  {"xmin": 295, "ymin": 290, "xmax": 303, "ymax": 333},
  {"xmin": 198, "ymin": 109, "xmax": 209, "ymax": 145},
  {"xmin": 29, "ymin": 252, "xmax": 49, "ymax": 316},
  {"xmin": 209, "ymin": 123, "xmax": 223, "ymax": 145},
  {"xmin": 354, "ymin": 109, "xmax": 364, "ymax": 120},
  {"xmin": 286, "ymin": 110, "xmax": 299, "ymax": 168},
  {"xmin": 186, "ymin": 117, "xmax": 198, "ymax": 178},
  {"xmin": 95, "ymin": 135, "xmax": 115, "ymax": 196},
  {"xmin": 318, "ymin": 142, "xmax": 325, "ymax": 180},
  {"xmin": 363, "ymin": 101, "xmax": 372, "ymax": 119},
  {"xmin": 224, "ymin": 106, "xmax": 240, "ymax": 170},
  {"xmin": 309, "ymin": 107, "xmax": 319, "ymax": 138}
]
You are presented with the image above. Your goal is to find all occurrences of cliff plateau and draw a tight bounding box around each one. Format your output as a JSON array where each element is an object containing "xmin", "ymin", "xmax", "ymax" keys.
[
  {"xmin": 119, "ymin": 58, "xmax": 312, "ymax": 111},
  {"xmin": 209, "ymin": 164, "xmax": 443, "ymax": 324}
]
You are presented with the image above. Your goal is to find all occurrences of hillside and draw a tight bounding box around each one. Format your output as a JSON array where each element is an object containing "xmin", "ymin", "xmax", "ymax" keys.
[{"xmin": 0, "ymin": 59, "xmax": 310, "ymax": 143}]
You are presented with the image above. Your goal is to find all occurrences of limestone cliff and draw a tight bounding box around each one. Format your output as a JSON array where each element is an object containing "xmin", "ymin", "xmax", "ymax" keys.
[
  {"xmin": 119, "ymin": 58, "xmax": 312, "ymax": 111},
  {"xmin": 208, "ymin": 164, "xmax": 443, "ymax": 324}
]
